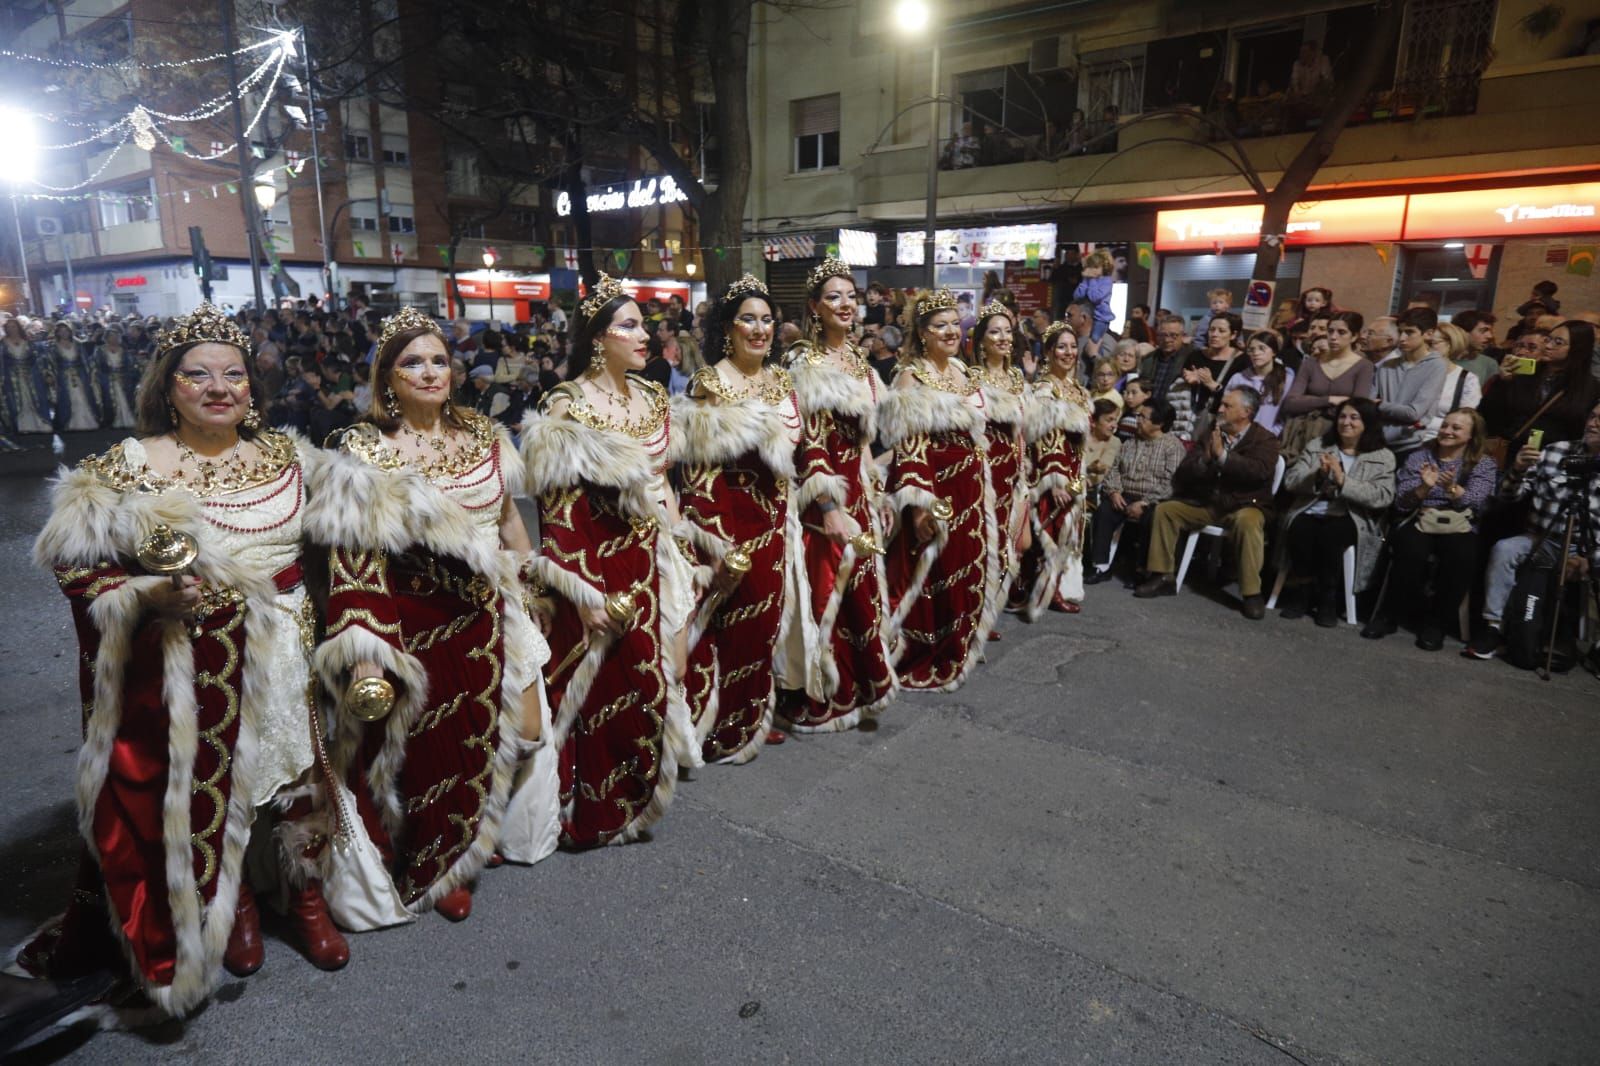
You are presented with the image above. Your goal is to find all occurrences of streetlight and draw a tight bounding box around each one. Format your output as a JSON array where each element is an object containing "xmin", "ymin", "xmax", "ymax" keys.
[
  {"xmin": 254, "ymin": 175, "xmax": 278, "ymax": 212},
  {"xmin": 895, "ymin": 0, "xmax": 940, "ymax": 289},
  {"xmin": 0, "ymin": 106, "xmax": 38, "ymax": 313},
  {"xmin": 482, "ymin": 247, "xmax": 498, "ymax": 322}
]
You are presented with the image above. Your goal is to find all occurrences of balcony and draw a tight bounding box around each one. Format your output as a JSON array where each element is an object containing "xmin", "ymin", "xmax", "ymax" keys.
[{"xmin": 25, "ymin": 232, "xmax": 95, "ymax": 265}]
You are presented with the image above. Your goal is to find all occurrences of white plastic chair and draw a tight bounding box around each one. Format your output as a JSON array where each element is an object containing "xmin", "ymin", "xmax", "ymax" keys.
[
  {"xmin": 1173, "ymin": 455, "xmax": 1286, "ymax": 594},
  {"xmin": 1265, "ymin": 544, "xmax": 1358, "ymax": 626}
]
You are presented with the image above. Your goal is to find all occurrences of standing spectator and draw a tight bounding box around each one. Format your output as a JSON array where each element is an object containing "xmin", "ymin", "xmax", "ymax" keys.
[
  {"xmin": 1139, "ymin": 314, "xmax": 1201, "ymax": 406},
  {"xmin": 1363, "ymin": 316, "xmax": 1399, "ymax": 366},
  {"xmin": 1363, "ymin": 409, "xmax": 1499, "ymax": 649},
  {"xmin": 1374, "ymin": 307, "xmax": 1449, "ymax": 458},
  {"xmin": 1421, "ymin": 322, "xmax": 1482, "ymax": 443},
  {"xmin": 1480, "ymin": 321, "xmax": 1599, "ymax": 454},
  {"xmin": 1276, "ymin": 398, "xmax": 1396, "ymax": 626},
  {"xmin": 1465, "ymin": 398, "xmax": 1600, "ymax": 660},
  {"xmin": 1280, "ymin": 310, "xmax": 1375, "ymax": 462},
  {"xmin": 1135, "ymin": 386, "xmax": 1281, "ymax": 619},
  {"xmin": 1219, "ymin": 330, "xmax": 1295, "ymax": 434},
  {"xmin": 1125, "ymin": 303, "xmax": 1152, "ymax": 344},
  {"xmin": 1450, "ymin": 310, "xmax": 1502, "ymax": 387},
  {"xmin": 864, "ymin": 282, "xmax": 891, "ymax": 327},
  {"xmin": 449, "ymin": 319, "xmax": 478, "ymax": 360},
  {"xmin": 1183, "ymin": 311, "xmax": 1246, "ymax": 420},
  {"xmin": 1090, "ymin": 398, "xmax": 1186, "ymax": 584}
]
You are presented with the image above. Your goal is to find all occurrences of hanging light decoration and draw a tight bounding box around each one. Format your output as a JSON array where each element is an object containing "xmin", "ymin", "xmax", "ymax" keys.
[{"xmin": 129, "ymin": 106, "xmax": 156, "ymax": 151}]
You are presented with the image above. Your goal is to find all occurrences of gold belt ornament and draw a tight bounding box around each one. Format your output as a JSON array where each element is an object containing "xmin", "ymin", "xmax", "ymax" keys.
[{"xmin": 344, "ymin": 675, "xmax": 397, "ymax": 722}]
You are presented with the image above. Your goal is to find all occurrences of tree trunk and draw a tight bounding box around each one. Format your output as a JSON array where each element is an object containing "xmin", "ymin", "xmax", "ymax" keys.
[
  {"xmin": 1251, "ymin": 0, "xmax": 1407, "ymax": 282},
  {"xmin": 698, "ymin": 0, "xmax": 753, "ymax": 299}
]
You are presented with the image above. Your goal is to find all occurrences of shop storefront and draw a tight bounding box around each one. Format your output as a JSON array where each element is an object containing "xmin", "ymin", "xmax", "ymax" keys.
[
  {"xmin": 444, "ymin": 271, "xmax": 694, "ymax": 323},
  {"xmin": 1153, "ymin": 179, "xmax": 1600, "ymax": 327},
  {"xmin": 37, "ymin": 260, "xmax": 328, "ymax": 318}
]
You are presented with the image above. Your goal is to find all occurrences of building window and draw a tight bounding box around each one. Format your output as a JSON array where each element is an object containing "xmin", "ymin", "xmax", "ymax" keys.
[
  {"xmin": 350, "ymin": 203, "xmax": 381, "ymax": 233},
  {"xmin": 1079, "ymin": 46, "xmax": 1145, "ymax": 121},
  {"xmin": 461, "ymin": 221, "xmax": 486, "ymax": 239},
  {"xmin": 344, "ymin": 133, "xmax": 372, "ymax": 161},
  {"xmin": 97, "ymin": 180, "xmax": 158, "ymax": 228},
  {"xmin": 447, "ymin": 151, "xmax": 482, "ymax": 196},
  {"xmin": 387, "ymin": 203, "xmax": 416, "ymax": 234},
  {"xmin": 1393, "ymin": 0, "xmax": 1495, "ymax": 117},
  {"xmin": 381, "ymin": 134, "xmax": 410, "ymax": 166},
  {"xmin": 791, "ymin": 94, "xmax": 840, "ymax": 173}
]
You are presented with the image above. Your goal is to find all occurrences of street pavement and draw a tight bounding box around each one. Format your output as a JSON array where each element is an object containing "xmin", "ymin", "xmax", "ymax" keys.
[{"xmin": 0, "ymin": 432, "xmax": 1596, "ymax": 1065}]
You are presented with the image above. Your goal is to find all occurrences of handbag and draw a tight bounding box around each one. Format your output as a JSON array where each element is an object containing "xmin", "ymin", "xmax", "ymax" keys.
[
  {"xmin": 1484, "ymin": 389, "xmax": 1563, "ymax": 469},
  {"xmin": 1279, "ymin": 410, "xmax": 1333, "ymax": 463},
  {"xmin": 1415, "ymin": 507, "xmax": 1473, "ymax": 535}
]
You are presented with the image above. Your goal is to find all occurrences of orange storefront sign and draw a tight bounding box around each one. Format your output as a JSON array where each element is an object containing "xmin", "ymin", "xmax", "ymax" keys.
[
  {"xmin": 1155, "ymin": 197, "xmax": 1407, "ymax": 251},
  {"xmin": 1403, "ymin": 183, "xmax": 1600, "ymax": 240}
]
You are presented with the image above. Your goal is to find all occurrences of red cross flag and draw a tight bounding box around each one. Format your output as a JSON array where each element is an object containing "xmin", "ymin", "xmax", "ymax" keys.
[
  {"xmin": 659, "ymin": 246, "xmax": 673, "ymax": 271},
  {"xmin": 763, "ymin": 240, "xmax": 780, "ymax": 262},
  {"xmin": 1464, "ymin": 243, "xmax": 1492, "ymax": 279},
  {"xmin": 563, "ymin": 247, "xmax": 579, "ymax": 270}
]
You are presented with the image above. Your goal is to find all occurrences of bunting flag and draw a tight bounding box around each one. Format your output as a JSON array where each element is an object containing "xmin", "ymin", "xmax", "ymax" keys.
[
  {"xmin": 714, "ymin": 246, "xmax": 727, "ymax": 259},
  {"xmin": 658, "ymin": 246, "xmax": 673, "ymax": 271},
  {"xmin": 437, "ymin": 245, "xmax": 452, "ymax": 265},
  {"xmin": 1463, "ymin": 243, "xmax": 1492, "ymax": 279},
  {"xmin": 1568, "ymin": 245, "xmax": 1596, "ymax": 277},
  {"xmin": 1134, "ymin": 242, "xmax": 1154, "ymax": 270},
  {"xmin": 182, "ymin": 190, "xmax": 191, "ymax": 204},
  {"xmin": 825, "ymin": 242, "xmax": 840, "ymax": 259},
  {"xmin": 1372, "ymin": 243, "xmax": 1393, "ymax": 266},
  {"xmin": 563, "ymin": 247, "xmax": 579, "ymax": 270},
  {"xmin": 612, "ymin": 248, "xmax": 630, "ymax": 271},
  {"xmin": 531, "ymin": 244, "xmax": 545, "ymax": 261},
  {"xmin": 225, "ymin": 182, "xmax": 237, "ymax": 194},
  {"xmin": 170, "ymin": 136, "xmax": 185, "ymax": 153},
  {"xmin": 1024, "ymin": 242, "xmax": 1041, "ymax": 268},
  {"xmin": 353, "ymin": 240, "xmax": 366, "ymax": 257}
]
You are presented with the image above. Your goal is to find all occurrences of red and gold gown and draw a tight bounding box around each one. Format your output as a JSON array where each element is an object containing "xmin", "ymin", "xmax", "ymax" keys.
[
  {"xmin": 781, "ymin": 342, "xmax": 897, "ymax": 730},
  {"xmin": 306, "ymin": 412, "xmax": 553, "ymax": 914},
  {"xmin": 673, "ymin": 366, "xmax": 809, "ymax": 763},
  {"xmin": 520, "ymin": 379, "xmax": 698, "ymax": 847},
  {"xmin": 879, "ymin": 358, "xmax": 1000, "ymax": 691},
  {"xmin": 973, "ymin": 361, "xmax": 1030, "ymax": 604},
  {"xmin": 18, "ymin": 430, "xmax": 323, "ymax": 1019},
  {"xmin": 1020, "ymin": 375, "xmax": 1091, "ymax": 618}
]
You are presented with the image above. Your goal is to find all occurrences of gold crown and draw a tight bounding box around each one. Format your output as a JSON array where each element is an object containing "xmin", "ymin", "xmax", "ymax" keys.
[
  {"xmin": 579, "ymin": 272, "xmax": 628, "ymax": 322},
  {"xmin": 154, "ymin": 302, "xmax": 250, "ymax": 361},
  {"xmin": 914, "ymin": 288, "xmax": 959, "ymax": 319},
  {"xmin": 1040, "ymin": 320, "xmax": 1070, "ymax": 348},
  {"xmin": 722, "ymin": 272, "xmax": 769, "ymax": 305},
  {"xmin": 806, "ymin": 257, "xmax": 853, "ymax": 292},
  {"xmin": 377, "ymin": 305, "xmax": 444, "ymax": 351},
  {"xmin": 977, "ymin": 299, "xmax": 1013, "ymax": 323}
]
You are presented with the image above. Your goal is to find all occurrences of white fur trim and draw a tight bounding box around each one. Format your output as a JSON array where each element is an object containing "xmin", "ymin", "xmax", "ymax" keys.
[
  {"xmin": 519, "ymin": 411, "xmax": 660, "ymax": 520},
  {"xmin": 1023, "ymin": 396, "xmax": 1090, "ymax": 441},
  {"xmin": 795, "ymin": 471, "xmax": 851, "ymax": 512},
  {"xmin": 980, "ymin": 383, "xmax": 1026, "ymax": 428},
  {"xmin": 669, "ymin": 394, "xmax": 797, "ymax": 479},
  {"xmin": 789, "ymin": 356, "xmax": 878, "ymax": 440},
  {"xmin": 877, "ymin": 387, "xmax": 986, "ymax": 448}
]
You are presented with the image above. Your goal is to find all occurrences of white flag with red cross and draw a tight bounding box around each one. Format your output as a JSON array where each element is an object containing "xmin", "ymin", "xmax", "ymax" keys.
[
  {"xmin": 659, "ymin": 246, "xmax": 673, "ymax": 271},
  {"xmin": 1464, "ymin": 243, "xmax": 1492, "ymax": 279},
  {"xmin": 563, "ymin": 247, "xmax": 579, "ymax": 270}
]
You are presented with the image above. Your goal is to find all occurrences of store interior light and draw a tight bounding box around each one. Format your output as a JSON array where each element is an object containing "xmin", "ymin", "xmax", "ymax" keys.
[
  {"xmin": 1430, "ymin": 276, "xmax": 1460, "ymax": 282},
  {"xmin": 1443, "ymin": 242, "xmax": 1464, "ymax": 249}
]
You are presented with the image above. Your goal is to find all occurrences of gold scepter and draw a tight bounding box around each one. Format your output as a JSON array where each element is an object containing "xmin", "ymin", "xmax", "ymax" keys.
[
  {"xmin": 136, "ymin": 524, "xmax": 198, "ymax": 588},
  {"xmin": 548, "ymin": 585, "xmax": 639, "ymax": 680},
  {"xmin": 687, "ymin": 545, "xmax": 752, "ymax": 650}
]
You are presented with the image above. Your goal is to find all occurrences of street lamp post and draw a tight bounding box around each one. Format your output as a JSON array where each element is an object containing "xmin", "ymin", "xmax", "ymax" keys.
[
  {"xmin": 482, "ymin": 247, "xmax": 498, "ymax": 321},
  {"xmin": 896, "ymin": 0, "xmax": 940, "ymax": 290}
]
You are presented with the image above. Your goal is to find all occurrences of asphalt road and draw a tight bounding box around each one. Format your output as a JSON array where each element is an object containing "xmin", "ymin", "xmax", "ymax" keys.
[{"xmin": 1, "ymin": 432, "xmax": 1596, "ymax": 1065}]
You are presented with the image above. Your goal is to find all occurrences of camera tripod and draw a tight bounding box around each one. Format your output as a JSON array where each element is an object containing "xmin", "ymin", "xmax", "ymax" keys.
[{"xmin": 1540, "ymin": 464, "xmax": 1600, "ymax": 681}]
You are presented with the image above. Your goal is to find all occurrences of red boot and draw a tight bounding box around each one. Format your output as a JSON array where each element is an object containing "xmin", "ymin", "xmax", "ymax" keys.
[
  {"xmin": 223, "ymin": 883, "xmax": 264, "ymax": 976},
  {"xmin": 435, "ymin": 886, "xmax": 472, "ymax": 922},
  {"xmin": 1050, "ymin": 593, "xmax": 1081, "ymax": 614},
  {"xmin": 290, "ymin": 881, "xmax": 350, "ymax": 971}
]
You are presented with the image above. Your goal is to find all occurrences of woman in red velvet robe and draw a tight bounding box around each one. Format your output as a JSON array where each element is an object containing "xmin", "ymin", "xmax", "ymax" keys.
[
  {"xmin": 970, "ymin": 300, "xmax": 1032, "ymax": 625},
  {"xmin": 17, "ymin": 305, "xmax": 345, "ymax": 1023},
  {"xmin": 673, "ymin": 274, "xmax": 808, "ymax": 763},
  {"xmin": 307, "ymin": 308, "xmax": 552, "ymax": 923},
  {"xmin": 519, "ymin": 275, "xmax": 698, "ymax": 848},
  {"xmin": 780, "ymin": 258, "xmax": 897, "ymax": 731},
  {"xmin": 880, "ymin": 289, "xmax": 1000, "ymax": 691},
  {"xmin": 1021, "ymin": 322, "xmax": 1092, "ymax": 618}
]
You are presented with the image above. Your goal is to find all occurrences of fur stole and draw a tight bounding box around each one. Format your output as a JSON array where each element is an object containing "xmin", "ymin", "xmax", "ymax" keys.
[
  {"xmin": 669, "ymin": 393, "xmax": 797, "ymax": 480},
  {"xmin": 1023, "ymin": 392, "xmax": 1090, "ymax": 441},
  {"xmin": 979, "ymin": 381, "xmax": 1027, "ymax": 428},
  {"xmin": 788, "ymin": 350, "xmax": 878, "ymax": 441},
  {"xmin": 877, "ymin": 383, "xmax": 987, "ymax": 448},
  {"xmin": 519, "ymin": 409, "xmax": 664, "ymax": 522}
]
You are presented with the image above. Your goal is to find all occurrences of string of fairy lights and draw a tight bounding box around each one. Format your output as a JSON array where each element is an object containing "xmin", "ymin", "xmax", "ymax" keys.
[{"xmin": 8, "ymin": 28, "xmax": 299, "ymax": 198}]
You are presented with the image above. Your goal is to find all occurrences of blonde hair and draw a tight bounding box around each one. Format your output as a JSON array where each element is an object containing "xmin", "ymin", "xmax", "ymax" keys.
[
  {"xmin": 1206, "ymin": 287, "xmax": 1233, "ymax": 302},
  {"xmin": 1432, "ymin": 322, "xmax": 1469, "ymax": 364},
  {"xmin": 1084, "ymin": 248, "xmax": 1115, "ymax": 273}
]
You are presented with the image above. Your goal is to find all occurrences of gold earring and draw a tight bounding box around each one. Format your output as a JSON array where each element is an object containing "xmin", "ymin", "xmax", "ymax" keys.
[
  {"xmin": 722, "ymin": 335, "xmax": 734, "ymax": 358},
  {"xmin": 593, "ymin": 339, "xmax": 605, "ymax": 362},
  {"xmin": 384, "ymin": 389, "xmax": 400, "ymax": 418},
  {"xmin": 242, "ymin": 403, "xmax": 261, "ymax": 430},
  {"xmin": 168, "ymin": 402, "xmax": 179, "ymax": 427}
]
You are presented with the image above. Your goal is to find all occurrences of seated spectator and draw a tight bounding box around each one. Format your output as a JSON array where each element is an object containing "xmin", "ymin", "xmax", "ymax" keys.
[
  {"xmin": 1363, "ymin": 409, "xmax": 1499, "ymax": 649},
  {"xmin": 1465, "ymin": 398, "xmax": 1600, "ymax": 660},
  {"xmin": 943, "ymin": 121, "xmax": 981, "ymax": 169},
  {"xmin": 1090, "ymin": 358, "xmax": 1124, "ymax": 411},
  {"xmin": 1280, "ymin": 310, "xmax": 1375, "ymax": 462},
  {"xmin": 1115, "ymin": 377, "xmax": 1150, "ymax": 440},
  {"xmin": 1063, "ymin": 108, "xmax": 1090, "ymax": 156},
  {"xmin": 1139, "ymin": 314, "xmax": 1202, "ymax": 406},
  {"xmin": 1109, "ymin": 338, "xmax": 1142, "ymax": 388},
  {"xmin": 1134, "ymin": 386, "xmax": 1281, "ymax": 619},
  {"xmin": 1083, "ymin": 399, "xmax": 1122, "ymax": 494},
  {"xmin": 1276, "ymin": 398, "xmax": 1396, "ymax": 626},
  {"xmin": 1089, "ymin": 398, "xmax": 1186, "ymax": 585},
  {"xmin": 1480, "ymin": 321, "xmax": 1600, "ymax": 456},
  {"xmin": 1374, "ymin": 307, "xmax": 1448, "ymax": 459},
  {"xmin": 1420, "ymin": 322, "xmax": 1481, "ymax": 443},
  {"xmin": 1218, "ymin": 330, "xmax": 1295, "ymax": 434}
]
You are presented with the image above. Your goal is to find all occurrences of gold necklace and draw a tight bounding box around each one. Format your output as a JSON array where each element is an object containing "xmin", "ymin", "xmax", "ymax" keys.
[
  {"xmin": 168, "ymin": 431, "xmax": 287, "ymax": 497},
  {"xmin": 400, "ymin": 420, "xmax": 450, "ymax": 457},
  {"xmin": 589, "ymin": 375, "xmax": 632, "ymax": 413}
]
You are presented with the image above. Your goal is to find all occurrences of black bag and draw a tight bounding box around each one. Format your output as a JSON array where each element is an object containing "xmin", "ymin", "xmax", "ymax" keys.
[{"xmin": 1501, "ymin": 546, "xmax": 1578, "ymax": 672}]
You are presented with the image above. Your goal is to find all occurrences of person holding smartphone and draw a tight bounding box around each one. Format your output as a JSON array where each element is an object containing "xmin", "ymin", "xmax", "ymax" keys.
[{"xmin": 1480, "ymin": 322, "xmax": 1599, "ymax": 454}]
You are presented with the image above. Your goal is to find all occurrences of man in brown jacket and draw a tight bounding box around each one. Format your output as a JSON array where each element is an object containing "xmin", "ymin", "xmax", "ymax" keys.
[{"xmin": 1134, "ymin": 386, "xmax": 1281, "ymax": 619}]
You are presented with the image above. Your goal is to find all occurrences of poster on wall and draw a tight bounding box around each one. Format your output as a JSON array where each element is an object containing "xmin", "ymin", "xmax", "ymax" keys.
[{"xmin": 1003, "ymin": 266, "xmax": 1051, "ymax": 317}]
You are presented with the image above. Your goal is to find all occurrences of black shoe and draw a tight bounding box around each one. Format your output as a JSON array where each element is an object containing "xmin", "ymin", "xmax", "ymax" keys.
[
  {"xmin": 1278, "ymin": 586, "xmax": 1309, "ymax": 620},
  {"xmin": 1415, "ymin": 625, "xmax": 1445, "ymax": 652},
  {"xmin": 1084, "ymin": 568, "xmax": 1114, "ymax": 585},
  {"xmin": 1240, "ymin": 595, "xmax": 1265, "ymax": 621},
  {"xmin": 1132, "ymin": 574, "xmax": 1176, "ymax": 598},
  {"xmin": 0, "ymin": 970, "xmax": 120, "ymax": 1055},
  {"xmin": 1360, "ymin": 616, "xmax": 1397, "ymax": 640},
  {"xmin": 1314, "ymin": 597, "xmax": 1340, "ymax": 628},
  {"xmin": 1463, "ymin": 628, "xmax": 1501, "ymax": 660}
]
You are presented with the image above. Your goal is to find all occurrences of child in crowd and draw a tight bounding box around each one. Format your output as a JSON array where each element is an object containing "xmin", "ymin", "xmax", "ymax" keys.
[
  {"xmin": 1198, "ymin": 287, "xmax": 1233, "ymax": 339},
  {"xmin": 1073, "ymin": 248, "xmax": 1117, "ymax": 343},
  {"xmin": 1115, "ymin": 376, "xmax": 1149, "ymax": 440},
  {"xmin": 1090, "ymin": 357, "xmax": 1123, "ymax": 412}
]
